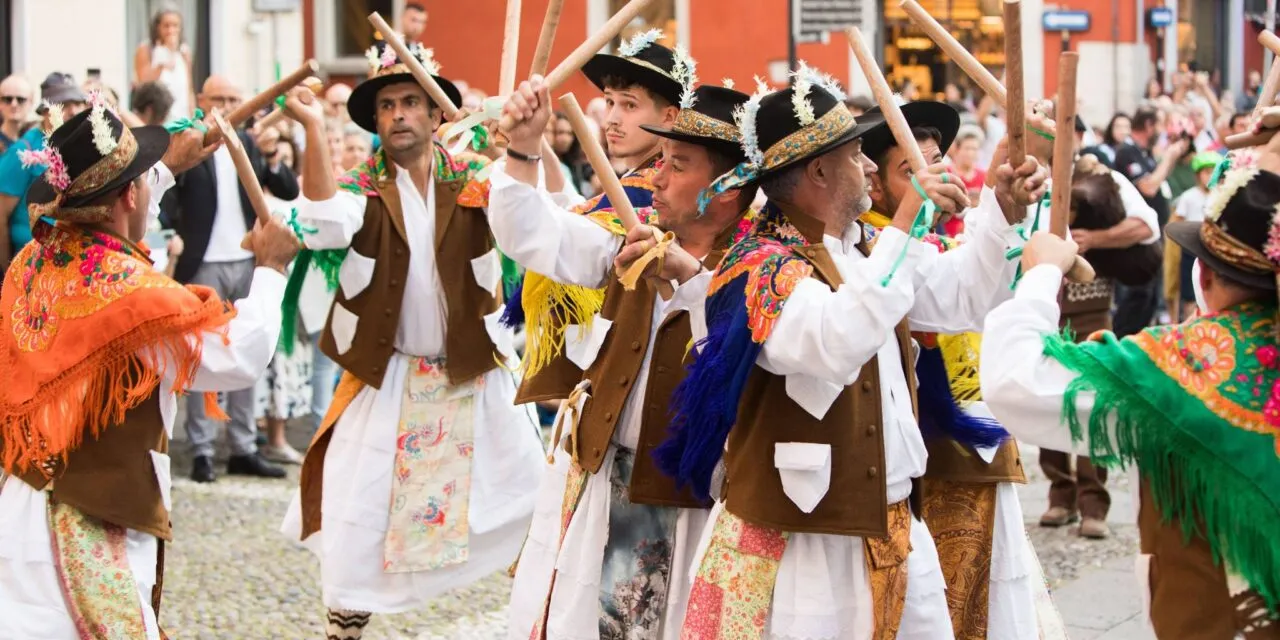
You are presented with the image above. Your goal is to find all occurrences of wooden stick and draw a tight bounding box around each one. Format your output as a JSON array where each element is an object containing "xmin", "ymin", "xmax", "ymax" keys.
[
  {"xmin": 368, "ymin": 12, "xmax": 459, "ymax": 118},
  {"xmin": 203, "ymin": 60, "xmax": 318, "ymax": 145},
  {"xmin": 253, "ymin": 77, "xmax": 324, "ymax": 132},
  {"xmin": 1004, "ymin": 0, "xmax": 1027, "ymax": 168},
  {"xmin": 499, "ymin": 0, "xmax": 523, "ymax": 96},
  {"xmin": 900, "ymin": 0, "xmax": 1007, "ymax": 107},
  {"xmin": 1257, "ymin": 32, "xmax": 1280, "ymax": 111},
  {"xmin": 1225, "ymin": 129, "xmax": 1274, "ymax": 149},
  {"xmin": 212, "ymin": 110, "xmax": 273, "ymax": 226},
  {"xmin": 847, "ymin": 27, "xmax": 927, "ymax": 174},
  {"xmin": 558, "ymin": 93, "xmax": 639, "ymax": 230},
  {"xmin": 1050, "ymin": 52, "xmax": 1096, "ymax": 283},
  {"xmin": 530, "ymin": 0, "xmax": 566, "ymax": 76}
]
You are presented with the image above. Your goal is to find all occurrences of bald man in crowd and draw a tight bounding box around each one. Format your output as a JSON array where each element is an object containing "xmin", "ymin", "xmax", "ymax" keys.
[
  {"xmin": 0, "ymin": 75, "xmax": 33, "ymax": 153},
  {"xmin": 323, "ymin": 82, "xmax": 352, "ymax": 122},
  {"xmin": 160, "ymin": 74, "xmax": 300, "ymax": 484}
]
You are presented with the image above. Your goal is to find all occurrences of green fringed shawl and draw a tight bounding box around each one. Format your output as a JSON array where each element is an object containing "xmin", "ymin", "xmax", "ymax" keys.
[{"xmin": 1042, "ymin": 301, "xmax": 1280, "ymax": 614}]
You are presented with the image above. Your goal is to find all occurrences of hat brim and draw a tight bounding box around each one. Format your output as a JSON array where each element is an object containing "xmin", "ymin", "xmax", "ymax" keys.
[
  {"xmin": 27, "ymin": 125, "xmax": 171, "ymax": 212},
  {"xmin": 1167, "ymin": 220, "xmax": 1277, "ymax": 291},
  {"xmin": 582, "ymin": 54, "xmax": 683, "ymax": 106},
  {"xmin": 859, "ymin": 101, "xmax": 961, "ymax": 162},
  {"xmin": 638, "ymin": 124, "xmax": 745, "ymax": 161},
  {"xmin": 347, "ymin": 73, "xmax": 462, "ymax": 134},
  {"xmin": 756, "ymin": 114, "xmax": 885, "ymax": 180}
]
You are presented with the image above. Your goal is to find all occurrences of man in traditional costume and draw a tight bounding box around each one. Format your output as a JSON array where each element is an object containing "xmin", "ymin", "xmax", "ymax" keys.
[
  {"xmin": 277, "ymin": 42, "xmax": 545, "ymax": 639},
  {"xmin": 495, "ymin": 76, "xmax": 752, "ymax": 639},
  {"xmin": 0, "ymin": 104, "xmax": 298, "ymax": 638},
  {"xmin": 981, "ymin": 163, "xmax": 1280, "ymax": 639},
  {"xmin": 498, "ymin": 29, "xmax": 688, "ymax": 407},
  {"xmin": 856, "ymin": 100, "xmax": 1041, "ymax": 639},
  {"xmin": 658, "ymin": 76, "xmax": 1049, "ymax": 639}
]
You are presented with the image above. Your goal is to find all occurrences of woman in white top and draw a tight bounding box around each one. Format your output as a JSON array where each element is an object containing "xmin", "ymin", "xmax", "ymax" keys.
[{"xmin": 134, "ymin": 8, "xmax": 193, "ymax": 124}]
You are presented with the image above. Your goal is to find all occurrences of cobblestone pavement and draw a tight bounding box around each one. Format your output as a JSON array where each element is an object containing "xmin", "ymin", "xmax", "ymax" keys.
[{"xmin": 161, "ymin": 429, "xmax": 1141, "ymax": 639}]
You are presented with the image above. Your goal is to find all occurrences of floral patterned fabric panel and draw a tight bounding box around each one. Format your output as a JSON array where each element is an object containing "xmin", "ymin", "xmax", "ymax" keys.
[{"xmin": 49, "ymin": 498, "xmax": 150, "ymax": 639}]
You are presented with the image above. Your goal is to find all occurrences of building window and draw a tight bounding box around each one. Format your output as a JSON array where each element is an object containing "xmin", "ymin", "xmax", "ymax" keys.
[
  {"xmin": 335, "ymin": 0, "xmax": 393, "ymax": 58},
  {"xmin": 609, "ymin": 0, "xmax": 677, "ymax": 48}
]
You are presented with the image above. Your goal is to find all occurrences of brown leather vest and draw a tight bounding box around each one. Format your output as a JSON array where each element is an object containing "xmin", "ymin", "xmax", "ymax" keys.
[
  {"xmin": 573, "ymin": 247, "xmax": 729, "ymax": 509},
  {"xmin": 319, "ymin": 160, "xmax": 501, "ymax": 388},
  {"xmin": 925, "ymin": 438, "xmax": 1026, "ymax": 484},
  {"xmin": 6, "ymin": 391, "xmax": 171, "ymax": 540},
  {"xmin": 1059, "ymin": 277, "xmax": 1114, "ymax": 338},
  {"xmin": 722, "ymin": 208, "xmax": 911, "ymax": 537},
  {"xmin": 1138, "ymin": 480, "xmax": 1279, "ymax": 639}
]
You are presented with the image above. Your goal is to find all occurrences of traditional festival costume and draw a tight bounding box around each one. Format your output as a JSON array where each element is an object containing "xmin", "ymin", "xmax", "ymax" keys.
[
  {"xmin": 858, "ymin": 101, "xmax": 1044, "ymax": 640},
  {"xmin": 493, "ymin": 83, "xmax": 752, "ymax": 640},
  {"xmin": 499, "ymin": 30, "xmax": 686, "ymax": 406},
  {"xmin": 981, "ymin": 167, "xmax": 1280, "ymax": 639},
  {"xmin": 278, "ymin": 42, "xmax": 544, "ymax": 636},
  {"xmin": 0, "ymin": 106, "xmax": 286, "ymax": 638},
  {"xmin": 658, "ymin": 75, "xmax": 1032, "ymax": 640}
]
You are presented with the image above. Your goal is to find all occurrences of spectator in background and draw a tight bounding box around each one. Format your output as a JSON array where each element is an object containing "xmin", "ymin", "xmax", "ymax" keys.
[
  {"xmin": 400, "ymin": 1, "xmax": 428, "ymax": 45},
  {"xmin": 0, "ymin": 75, "xmax": 32, "ymax": 154},
  {"xmin": 544, "ymin": 111, "xmax": 591, "ymax": 195},
  {"xmin": 340, "ymin": 124, "xmax": 373, "ymax": 172},
  {"xmin": 1165, "ymin": 151, "xmax": 1222, "ymax": 322},
  {"xmin": 949, "ymin": 124, "xmax": 986, "ymax": 204},
  {"xmin": 164, "ymin": 74, "xmax": 300, "ymax": 484},
  {"xmin": 1095, "ymin": 113, "xmax": 1131, "ymax": 166},
  {"xmin": 323, "ymin": 83, "xmax": 352, "ymax": 122},
  {"xmin": 843, "ymin": 94, "xmax": 874, "ymax": 118},
  {"xmin": 1228, "ymin": 111, "xmax": 1249, "ymax": 136},
  {"xmin": 1237, "ymin": 69, "xmax": 1262, "ymax": 112},
  {"xmin": 131, "ymin": 81, "xmax": 175, "ymax": 126},
  {"xmin": 134, "ymin": 5, "xmax": 194, "ymax": 124},
  {"xmin": 0, "ymin": 73, "xmax": 88, "ymax": 272}
]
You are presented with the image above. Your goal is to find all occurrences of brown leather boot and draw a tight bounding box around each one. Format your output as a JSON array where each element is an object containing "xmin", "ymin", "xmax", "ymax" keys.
[{"xmin": 1039, "ymin": 506, "xmax": 1080, "ymax": 527}]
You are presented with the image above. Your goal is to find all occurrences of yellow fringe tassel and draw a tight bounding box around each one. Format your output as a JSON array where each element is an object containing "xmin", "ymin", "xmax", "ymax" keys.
[
  {"xmin": 936, "ymin": 332, "xmax": 985, "ymax": 404},
  {"xmin": 519, "ymin": 272, "xmax": 607, "ymax": 379}
]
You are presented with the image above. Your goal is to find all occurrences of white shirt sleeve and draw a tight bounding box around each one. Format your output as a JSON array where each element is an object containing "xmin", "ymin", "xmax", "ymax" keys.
[
  {"xmin": 487, "ymin": 162, "xmax": 621, "ymax": 288},
  {"xmin": 296, "ymin": 191, "xmax": 367, "ymax": 250},
  {"xmin": 667, "ymin": 267, "xmax": 713, "ymax": 345},
  {"xmin": 758, "ymin": 230, "xmax": 918, "ymax": 385},
  {"xmin": 979, "ymin": 264, "xmax": 1119, "ymax": 455},
  {"xmin": 146, "ymin": 268, "xmax": 287, "ymax": 393},
  {"xmin": 1111, "ymin": 170, "xmax": 1161, "ymax": 245}
]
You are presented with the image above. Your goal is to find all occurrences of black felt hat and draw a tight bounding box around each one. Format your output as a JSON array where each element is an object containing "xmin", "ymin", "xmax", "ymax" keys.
[
  {"xmin": 348, "ymin": 40, "xmax": 462, "ymax": 134},
  {"xmin": 751, "ymin": 84, "xmax": 881, "ymax": 178},
  {"xmin": 858, "ymin": 101, "xmax": 961, "ymax": 162},
  {"xmin": 26, "ymin": 105, "xmax": 170, "ymax": 224},
  {"xmin": 641, "ymin": 85, "xmax": 749, "ymax": 161},
  {"xmin": 1166, "ymin": 168, "xmax": 1280, "ymax": 291},
  {"xmin": 581, "ymin": 31, "xmax": 684, "ymax": 106}
]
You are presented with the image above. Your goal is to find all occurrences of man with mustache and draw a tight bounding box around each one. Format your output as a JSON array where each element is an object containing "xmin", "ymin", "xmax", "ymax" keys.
[
  {"xmin": 658, "ymin": 72, "xmax": 1049, "ymax": 639},
  {"xmin": 496, "ymin": 75, "xmax": 754, "ymax": 639},
  {"xmin": 490, "ymin": 29, "xmax": 687, "ymax": 408},
  {"xmin": 276, "ymin": 42, "xmax": 544, "ymax": 640}
]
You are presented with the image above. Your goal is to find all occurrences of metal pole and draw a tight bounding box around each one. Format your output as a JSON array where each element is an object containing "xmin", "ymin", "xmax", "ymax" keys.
[{"xmin": 788, "ymin": 0, "xmax": 798, "ymax": 86}]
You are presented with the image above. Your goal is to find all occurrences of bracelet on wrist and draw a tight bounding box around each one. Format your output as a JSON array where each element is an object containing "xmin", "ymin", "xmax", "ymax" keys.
[{"xmin": 506, "ymin": 147, "xmax": 542, "ymax": 163}]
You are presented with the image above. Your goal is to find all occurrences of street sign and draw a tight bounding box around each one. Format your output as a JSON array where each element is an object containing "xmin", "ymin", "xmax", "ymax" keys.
[
  {"xmin": 1042, "ymin": 10, "xmax": 1091, "ymax": 32},
  {"xmin": 1148, "ymin": 7, "xmax": 1174, "ymax": 28},
  {"xmin": 795, "ymin": 0, "xmax": 863, "ymax": 43},
  {"xmin": 252, "ymin": 0, "xmax": 300, "ymax": 12}
]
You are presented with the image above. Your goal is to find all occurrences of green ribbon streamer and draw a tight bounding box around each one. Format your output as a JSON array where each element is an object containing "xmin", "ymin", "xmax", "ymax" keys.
[
  {"xmin": 164, "ymin": 108, "xmax": 208, "ymax": 134},
  {"xmin": 1209, "ymin": 155, "xmax": 1231, "ymax": 189},
  {"xmin": 1029, "ymin": 126, "xmax": 1055, "ymax": 142},
  {"xmin": 880, "ymin": 175, "xmax": 938, "ymax": 287},
  {"xmin": 285, "ymin": 208, "xmax": 317, "ymax": 243},
  {"xmin": 1005, "ymin": 189, "xmax": 1051, "ymax": 289}
]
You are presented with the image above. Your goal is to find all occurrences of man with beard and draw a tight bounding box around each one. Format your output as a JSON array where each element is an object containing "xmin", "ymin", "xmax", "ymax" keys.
[
  {"xmin": 657, "ymin": 73, "xmax": 1049, "ymax": 639},
  {"xmin": 492, "ymin": 29, "xmax": 690, "ymax": 410},
  {"xmin": 496, "ymin": 77, "xmax": 753, "ymax": 640},
  {"xmin": 277, "ymin": 42, "xmax": 545, "ymax": 640}
]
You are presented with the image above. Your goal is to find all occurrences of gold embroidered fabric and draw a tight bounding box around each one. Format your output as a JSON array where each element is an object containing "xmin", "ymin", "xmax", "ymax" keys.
[
  {"xmin": 763, "ymin": 105, "xmax": 857, "ymax": 171},
  {"xmin": 1200, "ymin": 222, "xmax": 1275, "ymax": 273},
  {"xmin": 674, "ymin": 109, "xmax": 739, "ymax": 143},
  {"xmin": 67, "ymin": 128, "xmax": 138, "ymax": 198},
  {"xmin": 920, "ymin": 478, "xmax": 998, "ymax": 640},
  {"xmin": 864, "ymin": 500, "xmax": 912, "ymax": 640}
]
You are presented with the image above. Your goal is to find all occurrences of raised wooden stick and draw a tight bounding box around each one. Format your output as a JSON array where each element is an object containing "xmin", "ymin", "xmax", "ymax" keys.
[
  {"xmin": 1050, "ymin": 53, "xmax": 1096, "ymax": 283},
  {"xmin": 544, "ymin": 0, "xmax": 657, "ymax": 90},
  {"xmin": 1225, "ymin": 31, "xmax": 1280, "ymax": 148},
  {"xmin": 530, "ymin": 0, "xmax": 567, "ymax": 76},
  {"xmin": 901, "ymin": 0, "xmax": 1007, "ymax": 107},
  {"xmin": 1004, "ymin": 0, "xmax": 1027, "ymax": 168},
  {"xmin": 848, "ymin": 27, "xmax": 927, "ymax": 173},
  {"xmin": 558, "ymin": 93, "xmax": 639, "ymax": 230},
  {"xmin": 212, "ymin": 110, "xmax": 273, "ymax": 226},
  {"xmin": 368, "ymin": 12, "xmax": 459, "ymax": 118},
  {"xmin": 254, "ymin": 77, "xmax": 324, "ymax": 132},
  {"xmin": 204, "ymin": 59, "xmax": 319, "ymax": 145},
  {"xmin": 499, "ymin": 0, "xmax": 523, "ymax": 96}
]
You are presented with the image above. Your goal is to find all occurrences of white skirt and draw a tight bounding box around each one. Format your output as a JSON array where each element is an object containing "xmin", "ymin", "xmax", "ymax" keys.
[{"xmin": 281, "ymin": 353, "xmax": 546, "ymax": 614}]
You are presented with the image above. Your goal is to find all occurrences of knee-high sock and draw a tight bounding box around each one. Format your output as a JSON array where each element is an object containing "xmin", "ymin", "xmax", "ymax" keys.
[{"xmin": 326, "ymin": 609, "xmax": 371, "ymax": 640}]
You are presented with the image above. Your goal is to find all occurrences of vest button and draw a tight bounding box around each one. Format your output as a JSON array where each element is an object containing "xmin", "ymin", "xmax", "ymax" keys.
[
  {"xmin": 631, "ymin": 340, "xmax": 642, "ymax": 351},
  {"xmin": 861, "ymin": 380, "xmax": 872, "ymax": 392},
  {"xmin": 866, "ymin": 425, "xmax": 877, "ymax": 436},
  {"xmin": 656, "ymin": 365, "xmax": 668, "ymax": 374},
  {"xmin": 390, "ymin": 279, "xmax": 400, "ymax": 287},
  {"xmin": 379, "ymin": 337, "xmax": 389, "ymax": 346},
  {"xmin": 604, "ymin": 411, "xmax": 614, "ymax": 421},
  {"xmin": 867, "ymin": 466, "xmax": 878, "ymax": 478},
  {"xmin": 619, "ymin": 375, "xmax": 629, "ymax": 386},
  {"xmin": 372, "ymin": 365, "xmax": 381, "ymax": 374},
  {"xmin": 648, "ymin": 403, "xmax": 658, "ymax": 412},
  {"xmin": 395, "ymin": 248, "xmax": 404, "ymax": 257},
  {"xmin": 385, "ymin": 308, "xmax": 393, "ymax": 317}
]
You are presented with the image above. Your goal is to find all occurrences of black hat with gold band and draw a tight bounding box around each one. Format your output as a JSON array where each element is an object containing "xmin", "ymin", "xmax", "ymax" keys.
[
  {"xmin": 1166, "ymin": 166, "xmax": 1280, "ymax": 292},
  {"xmin": 582, "ymin": 29, "xmax": 689, "ymax": 106},
  {"xmin": 640, "ymin": 85, "xmax": 749, "ymax": 161},
  {"xmin": 348, "ymin": 40, "xmax": 461, "ymax": 134},
  {"xmin": 24, "ymin": 93, "xmax": 169, "ymax": 224}
]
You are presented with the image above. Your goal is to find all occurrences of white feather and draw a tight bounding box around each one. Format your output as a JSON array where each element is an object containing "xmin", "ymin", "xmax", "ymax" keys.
[
  {"xmin": 673, "ymin": 46, "xmax": 699, "ymax": 109},
  {"xmin": 722, "ymin": 78, "xmax": 735, "ymax": 90},
  {"xmin": 735, "ymin": 76, "xmax": 772, "ymax": 166},
  {"xmin": 618, "ymin": 28, "xmax": 664, "ymax": 57}
]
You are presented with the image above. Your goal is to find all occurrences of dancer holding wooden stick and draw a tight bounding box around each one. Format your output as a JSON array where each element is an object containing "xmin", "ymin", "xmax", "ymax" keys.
[{"xmin": 275, "ymin": 37, "xmax": 545, "ymax": 640}]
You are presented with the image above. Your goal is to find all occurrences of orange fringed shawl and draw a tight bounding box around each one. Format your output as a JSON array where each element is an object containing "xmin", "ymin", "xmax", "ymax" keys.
[{"xmin": 0, "ymin": 222, "xmax": 237, "ymax": 477}]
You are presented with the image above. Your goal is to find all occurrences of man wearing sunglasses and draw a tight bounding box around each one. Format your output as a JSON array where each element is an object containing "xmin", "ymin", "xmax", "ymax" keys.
[{"xmin": 0, "ymin": 75, "xmax": 32, "ymax": 154}]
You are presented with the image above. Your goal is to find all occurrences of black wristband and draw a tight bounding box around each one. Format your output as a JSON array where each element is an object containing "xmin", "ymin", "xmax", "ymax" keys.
[{"xmin": 506, "ymin": 147, "xmax": 542, "ymax": 163}]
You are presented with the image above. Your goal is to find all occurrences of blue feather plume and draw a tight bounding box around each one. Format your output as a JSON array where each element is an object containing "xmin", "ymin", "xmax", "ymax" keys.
[{"xmin": 914, "ymin": 345, "xmax": 1008, "ymax": 449}]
